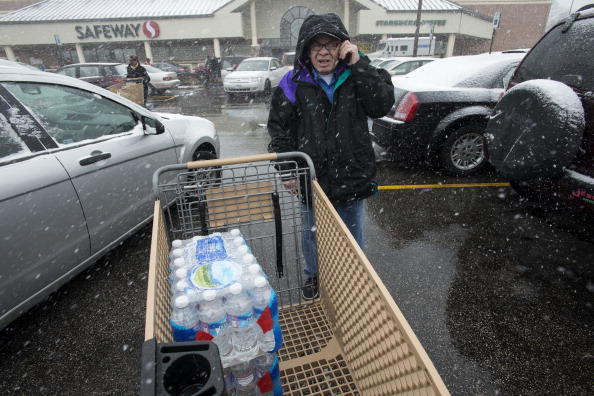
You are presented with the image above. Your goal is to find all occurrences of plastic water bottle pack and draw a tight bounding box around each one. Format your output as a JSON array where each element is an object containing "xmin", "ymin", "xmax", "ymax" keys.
[{"xmin": 167, "ymin": 229, "xmax": 284, "ymax": 394}]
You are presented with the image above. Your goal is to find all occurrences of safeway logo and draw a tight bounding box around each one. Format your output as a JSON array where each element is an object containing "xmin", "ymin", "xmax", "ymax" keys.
[{"xmin": 143, "ymin": 20, "xmax": 160, "ymax": 38}]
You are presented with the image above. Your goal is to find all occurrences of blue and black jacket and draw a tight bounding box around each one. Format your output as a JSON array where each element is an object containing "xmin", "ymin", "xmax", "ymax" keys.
[{"xmin": 267, "ymin": 13, "xmax": 395, "ymax": 205}]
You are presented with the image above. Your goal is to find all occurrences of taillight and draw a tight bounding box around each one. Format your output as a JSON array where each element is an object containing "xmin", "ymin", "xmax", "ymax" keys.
[
  {"xmin": 393, "ymin": 92, "xmax": 419, "ymax": 122},
  {"xmin": 163, "ymin": 76, "xmax": 172, "ymax": 81},
  {"xmin": 179, "ymin": 68, "xmax": 187, "ymax": 72}
]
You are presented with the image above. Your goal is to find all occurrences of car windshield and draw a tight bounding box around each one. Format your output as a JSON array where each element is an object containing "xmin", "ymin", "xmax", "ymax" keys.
[{"xmin": 236, "ymin": 60, "xmax": 269, "ymax": 72}]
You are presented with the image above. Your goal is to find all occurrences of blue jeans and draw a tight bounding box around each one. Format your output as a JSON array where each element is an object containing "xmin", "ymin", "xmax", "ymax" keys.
[{"xmin": 301, "ymin": 199, "xmax": 365, "ymax": 278}]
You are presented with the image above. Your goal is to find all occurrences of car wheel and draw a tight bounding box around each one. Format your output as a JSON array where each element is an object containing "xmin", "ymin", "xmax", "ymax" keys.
[
  {"xmin": 440, "ymin": 124, "xmax": 488, "ymax": 176},
  {"xmin": 189, "ymin": 150, "xmax": 222, "ymax": 187},
  {"xmin": 485, "ymin": 79, "xmax": 586, "ymax": 182},
  {"xmin": 263, "ymin": 79, "xmax": 271, "ymax": 95}
]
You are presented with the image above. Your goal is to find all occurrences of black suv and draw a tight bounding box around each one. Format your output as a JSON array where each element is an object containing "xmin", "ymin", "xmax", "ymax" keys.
[{"xmin": 485, "ymin": 7, "xmax": 594, "ymax": 214}]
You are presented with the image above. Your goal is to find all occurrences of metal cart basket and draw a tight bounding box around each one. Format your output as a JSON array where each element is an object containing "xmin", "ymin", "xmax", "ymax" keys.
[{"xmin": 144, "ymin": 152, "xmax": 450, "ymax": 395}]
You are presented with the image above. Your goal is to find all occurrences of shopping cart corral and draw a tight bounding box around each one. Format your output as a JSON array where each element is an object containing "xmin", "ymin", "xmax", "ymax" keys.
[{"xmin": 142, "ymin": 152, "xmax": 450, "ymax": 395}]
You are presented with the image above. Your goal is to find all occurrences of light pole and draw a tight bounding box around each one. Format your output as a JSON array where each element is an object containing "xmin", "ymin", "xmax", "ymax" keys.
[{"xmin": 412, "ymin": 0, "xmax": 423, "ymax": 57}]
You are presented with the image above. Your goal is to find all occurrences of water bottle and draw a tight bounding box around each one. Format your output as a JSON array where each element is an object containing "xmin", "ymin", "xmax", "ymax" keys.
[
  {"xmin": 170, "ymin": 266, "xmax": 188, "ymax": 290},
  {"xmin": 231, "ymin": 361, "xmax": 259, "ymax": 396},
  {"xmin": 225, "ymin": 283, "xmax": 261, "ymax": 359},
  {"xmin": 169, "ymin": 255, "xmax": 186, "ymax": 276},
  {"xmin": 224, "ymin": 366, "xmax": 234, "ymax": 396},
  {"xmin": 170, "ymin": 295, "xmax": 200, "ymax": 342},
  {"xmin": 169, "ymin": 248, "xmax": 185, "ymax": 270},
  {"xmin": 185, "ymin": 287, "xmax": 203, "ymax": 310},
  {"xmin": 172, "ymin": 279, "xmax": 191, "ymax": 301},
  {"xmin": 251, "ymin": 276, "xmax": 276, "ymax": 352},
  {"xmin": 198, "ymin": 290, "xmax": 232, "ymax": 357},
  {"xmin": 253, "ymin": 353, "xmax": 276, "ymax": 395},
  {"xmin": 240, "ymin": 263, "xmax": 263, "ymax": 292}
]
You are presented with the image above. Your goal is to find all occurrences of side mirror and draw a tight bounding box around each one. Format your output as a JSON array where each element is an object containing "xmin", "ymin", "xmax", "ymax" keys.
[
  {"xmin": 142, "ymin": 116, "xmax": 165, "ymax": 135},
  {"xmin": 269, "ymin": 67, "xmax": 277, "ymax": 71}
]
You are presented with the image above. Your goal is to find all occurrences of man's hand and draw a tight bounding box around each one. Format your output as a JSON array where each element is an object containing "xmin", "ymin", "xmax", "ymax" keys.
[
  {"xmin": 282, "ymin": 179, "xmax": 299, "ymax": 194},
  {"xmin": 339, "ymin": 40, "xmax": 360, "ymax": 66}
]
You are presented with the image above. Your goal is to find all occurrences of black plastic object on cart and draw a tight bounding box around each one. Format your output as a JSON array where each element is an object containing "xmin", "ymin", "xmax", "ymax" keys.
[
  {"xmin": 140, "ymin": 338, "xmax": 227, "ymax": 396},
  {"xmin": 485, "ymin": 79, "xmax": 586, "ymax": 182}
]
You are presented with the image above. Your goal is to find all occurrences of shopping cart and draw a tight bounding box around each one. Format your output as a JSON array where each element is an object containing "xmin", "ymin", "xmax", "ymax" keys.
[{"xmin": 143, "ymin": 152, "xmax": 450, "ymax": 395}]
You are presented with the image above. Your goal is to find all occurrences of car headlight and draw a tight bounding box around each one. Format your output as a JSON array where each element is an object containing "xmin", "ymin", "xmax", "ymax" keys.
[{"xmin": 251, "ymin": 77, "xmax": 262, "ymax": 83}]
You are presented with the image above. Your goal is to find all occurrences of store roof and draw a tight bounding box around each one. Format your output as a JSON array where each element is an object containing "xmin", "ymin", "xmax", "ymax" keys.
[
  {"xmin": 0, "ymin": 0, "xmax": 235, "ymax": 22},
  {"xmin": 373, "ymin": 0, "xmax": 463, "ymax": 12},
  {"xmin": 0, "ymin": 0, "xmax": 476, "ymax": 23}
]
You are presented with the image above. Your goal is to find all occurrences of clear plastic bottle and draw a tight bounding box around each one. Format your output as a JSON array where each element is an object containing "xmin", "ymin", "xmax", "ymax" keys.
[
  {"xmin": 253, "ymin": 353, "xmax": 276, "ymax": 395},
  {"xmin": 223, "ymin": 366, "xmax": 235, "ymax": 396},
  {"xmin": 198, "ymin": 290, "xmax": 232, "ymax": 357},
  {"xmin": 251, "ymin": 276, "xmax": 276, "ymax": 352},
  {"xmin": 169, "ymin": 249, "xmax": 185, "ymax": 270},
  {"xmin": 172, "ymin": 279, "xmax": 191, "ymax": 302},
  {"xmin": 170, "ymin": 295, "xmax": 200, "ymax": 342},
  {"xmin": 170, "ymin": 266, "xmax": 188, "ymax": 290},
  {"xmin": 240, "ymin": 263, "xmax": 263, "ymax": 292},
  {"xmin": 231, "ymin": 361, "xmax": 259, "ymax": 396},
  {"xmin": 225, "ymin": 283, "xmax": 261, "ymax": 359}
]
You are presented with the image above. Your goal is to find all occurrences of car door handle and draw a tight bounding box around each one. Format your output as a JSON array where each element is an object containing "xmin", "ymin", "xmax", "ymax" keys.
[{"xmin": 79, "ymin": 151, "xmax": 112, "ymax": 166}]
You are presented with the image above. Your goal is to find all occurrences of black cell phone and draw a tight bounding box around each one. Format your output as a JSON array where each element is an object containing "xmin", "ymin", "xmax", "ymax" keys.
[{"xmin": 344, "ymin": 53, "xmax": 351, "ymax": 64}]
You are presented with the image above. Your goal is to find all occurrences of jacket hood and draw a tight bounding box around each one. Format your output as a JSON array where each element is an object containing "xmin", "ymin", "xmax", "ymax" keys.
[{"xmin": 293, "ymin": 13, "xmax": 350, "ymax": 76}]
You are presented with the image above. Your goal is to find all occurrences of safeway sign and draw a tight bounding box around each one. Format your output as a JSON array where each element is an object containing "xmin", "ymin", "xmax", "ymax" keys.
[{"xmin": 143, "ymin": 20, "xmax": 160, "ymax": 38}]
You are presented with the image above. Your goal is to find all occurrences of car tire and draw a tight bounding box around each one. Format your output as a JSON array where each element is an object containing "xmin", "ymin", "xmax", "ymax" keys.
[
  {"xmin": 263, "ymin": 79, "xmax": 271, "ymax": 95},
  {"xmin": 485, "ymin": 79, "xmax": 586, "ymax": 182},
  {"xmin": 189, "ymin": 150, "xmax": 222, "ymax": 187},
  {"xmin": 439, "ymin": 124, "xmax": 488, "ymax": 176}
]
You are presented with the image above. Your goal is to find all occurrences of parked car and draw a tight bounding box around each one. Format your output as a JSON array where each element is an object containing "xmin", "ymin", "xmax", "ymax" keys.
[
  {"xmin": 370, "ymin": 51, "xmax": 525, "ymax": 175},
  {"xmin": 380, "ymin": 57, "xmax": 436, "ymax": 76},
  {"xmin": 369, "ymin": 58, "xmax": 392, "ymax": 68},
  {"xmin": 0, "ymin": 66, "xmax": 220, "ymax": 330},
  {"xmin": 193, "ymin": 56, "xmax": 250, "ymax": 83},
  {"xmin": 223, "ymin": 57, "xmax": 288, "ymax": 98},
  {"xmin": 55, "ymin": 62, "xmax": 125, "ymax": 89},
  {"xmin": 120, "ymin": 64, "xmax": 180, "ymax": 95},
  {"xmin": 152, "ymin": 61, "xmax": 192, "ymax": 83},
  {"xmin": 0, "ymin": 59, "xmax": 41, "ymax": 71},
  {"xmin": 484, "ymin": 7, "xmax": 594, "ymax": 214},
  {"xmin": 282, "ymin": 52, "xmax": 295, "ymax": 69}
]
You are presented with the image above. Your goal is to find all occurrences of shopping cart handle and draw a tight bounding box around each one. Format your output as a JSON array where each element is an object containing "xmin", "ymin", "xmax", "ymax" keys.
[
  {"xmin": 186, "ymin": 152, "xmax": 316, "ymax": 178},
  {"xmin": 153, "ymin": 152, "xmax": 316, "ymax": 199},
  {"xmin": 186, "ymin": 153, "xmax": 279, "ymax": 169}
]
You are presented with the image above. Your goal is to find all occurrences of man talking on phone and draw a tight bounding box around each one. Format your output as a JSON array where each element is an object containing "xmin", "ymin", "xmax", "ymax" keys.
[{"xmin": 268, "ymin": 13, "xmax": 395, "ymax": 300}]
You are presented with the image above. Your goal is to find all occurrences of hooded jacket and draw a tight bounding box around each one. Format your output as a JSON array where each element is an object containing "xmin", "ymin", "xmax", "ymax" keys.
[{"xmin": 267, "ymin": 13, "xmax": 395, "ymax": 205}]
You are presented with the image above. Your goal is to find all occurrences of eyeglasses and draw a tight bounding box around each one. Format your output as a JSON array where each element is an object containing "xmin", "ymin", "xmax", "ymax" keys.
[{"xmin": 310, "ymin": 41, "xmax": 340, "ymax": 51}]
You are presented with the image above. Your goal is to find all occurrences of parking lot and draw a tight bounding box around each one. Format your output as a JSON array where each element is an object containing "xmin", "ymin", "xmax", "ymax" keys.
[{"xmin": 0, "ymin": 85, "xmax": 592, "ymax": 395}]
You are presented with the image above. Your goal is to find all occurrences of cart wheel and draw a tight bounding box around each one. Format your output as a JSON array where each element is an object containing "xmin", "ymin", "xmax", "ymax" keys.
[{"xmin": 189, "ymin": 151, "xmax": 222, "ymax": 187}]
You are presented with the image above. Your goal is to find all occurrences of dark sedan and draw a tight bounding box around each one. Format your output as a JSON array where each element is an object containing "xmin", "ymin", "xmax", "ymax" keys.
[{"xmin": 371, "ymin": 52, "xmax": 525, "ymax": 176}]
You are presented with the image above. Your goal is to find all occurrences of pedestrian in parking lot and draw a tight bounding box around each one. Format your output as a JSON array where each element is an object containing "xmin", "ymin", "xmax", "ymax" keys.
[
  {"xmin": 267, "ymin": 13, "xmax": 395, "ymax": 300},
  {"xmin": 145, "ymin": 57, "xmax": 152, "ymax": 66},
  {"xmin": 126, "ymin": 55, "xmax": 150, "ymax": 105}
]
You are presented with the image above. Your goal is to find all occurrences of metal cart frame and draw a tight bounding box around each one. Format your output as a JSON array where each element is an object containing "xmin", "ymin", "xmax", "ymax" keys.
[{"xmin": 144, "ymin": 152, "xmax": 450, "ymax": 395}]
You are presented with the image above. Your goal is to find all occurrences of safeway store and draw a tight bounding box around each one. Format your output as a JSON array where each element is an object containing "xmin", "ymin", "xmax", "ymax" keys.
[{"xmin": 0, "ymin": 0, "xmax": 547, "ymax": 70}]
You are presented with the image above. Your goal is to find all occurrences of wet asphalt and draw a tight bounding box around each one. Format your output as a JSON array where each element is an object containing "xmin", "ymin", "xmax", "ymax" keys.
[{"xmin": 0, "ymin": 85, "xmax": 592, "ymax": 395}]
